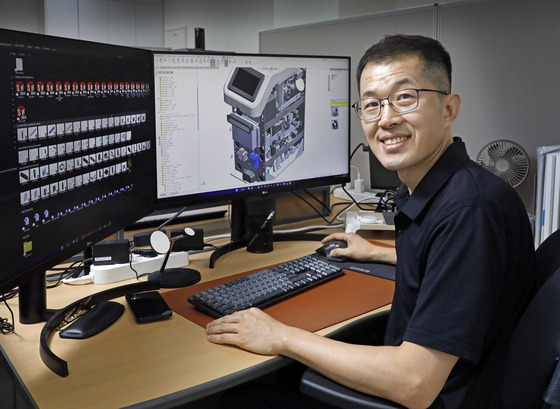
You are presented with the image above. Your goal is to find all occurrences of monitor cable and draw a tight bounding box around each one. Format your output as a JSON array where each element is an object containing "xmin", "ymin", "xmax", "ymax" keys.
[
  {"xmin": 301, "ymin": 188, "xmax": 332, "ymax": 214},
  {"xmin": 0, "ymin": 290, "xmax": 16, "ymax": 335},
  {"xmin": 46, "ymin": 260, "xmax": 88, "ymax": 288},
  {"xmin": 350, "ymin": 142, "xmax": 370, "ymax": 160},
  {"xmin": 291, "ymin": 189, "xmax": 360, "ymax": 226}
]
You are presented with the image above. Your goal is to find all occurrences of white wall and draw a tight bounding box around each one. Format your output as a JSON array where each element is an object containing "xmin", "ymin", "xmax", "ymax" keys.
[
  {"xmin": 42, "ymin": 0, "xmax": 163, "ymax": 48},
  {"xmin": 160, "ymin": 0, "xmax": 455, "ymax": 52},
  {"xmin": 163, "ymin": 0, "xmax": 273, "ymax": 52},
  {"xmin": 273, "ymin": 0, "xmax": 338, "ymax": 28},
  {"xmin": 0, "ymin": 0, "xmax": 454, "ymax": 51},
  {"xmin": 0, "ymin": 0, "xmax": 44, "ymax": 33}
]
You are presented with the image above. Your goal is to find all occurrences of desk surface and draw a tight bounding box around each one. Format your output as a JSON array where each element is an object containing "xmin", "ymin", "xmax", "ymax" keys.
[{"xmin": 0, "ymin": 222, "xmax": 394, "ymax": 409}]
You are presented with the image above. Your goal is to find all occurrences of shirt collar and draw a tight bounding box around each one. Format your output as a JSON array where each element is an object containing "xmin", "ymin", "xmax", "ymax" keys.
[{"xmin": 393, "ymin": 137, "xmax": 470, "ymax": 222}]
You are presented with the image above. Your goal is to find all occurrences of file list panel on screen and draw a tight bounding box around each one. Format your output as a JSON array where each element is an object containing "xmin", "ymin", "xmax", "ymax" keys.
[{"xmin": 0, "ymin": 29, "xmax": 156, "ymax": 297}]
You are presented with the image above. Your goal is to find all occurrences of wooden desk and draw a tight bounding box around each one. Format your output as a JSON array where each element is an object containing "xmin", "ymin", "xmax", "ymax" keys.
[{"xmin": 0, "ymin": 225, "xmax": 394, "ymax": 409}]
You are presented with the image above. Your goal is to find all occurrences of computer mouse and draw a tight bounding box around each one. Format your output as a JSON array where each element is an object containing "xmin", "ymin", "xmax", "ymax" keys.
[{"xmin": 315, "ymin": 240, "xmax": 349, "ymax": 262}]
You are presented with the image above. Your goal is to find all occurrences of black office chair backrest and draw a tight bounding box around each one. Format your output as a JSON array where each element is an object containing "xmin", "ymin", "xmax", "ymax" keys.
[
  {"xmin": 500, "ymin": 267, "xmax": 560, "ymax": 409},
  {"xmin": 535, "ymin": 228, "xmax": 560, "ymax": 288}
]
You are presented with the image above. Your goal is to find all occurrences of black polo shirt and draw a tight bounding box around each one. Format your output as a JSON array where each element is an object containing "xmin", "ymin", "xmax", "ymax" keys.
[{"xmin": 385, "ymin": 138, "xmax": 535, "ymax": 409}]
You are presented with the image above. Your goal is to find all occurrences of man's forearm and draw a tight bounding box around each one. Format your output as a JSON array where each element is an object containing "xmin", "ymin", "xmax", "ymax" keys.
[{"xmin": 277, "ymin": 327, "xmax": 455, "ymax": 409}]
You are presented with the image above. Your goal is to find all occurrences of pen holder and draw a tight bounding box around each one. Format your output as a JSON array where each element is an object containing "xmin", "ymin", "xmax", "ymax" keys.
[{"xmin": 246, "ymin": 215, "xmax": 274, "ymax": 253}]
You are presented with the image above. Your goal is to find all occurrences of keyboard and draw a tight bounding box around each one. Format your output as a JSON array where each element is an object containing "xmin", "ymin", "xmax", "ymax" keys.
[{"xmin": 188, "ymin": 254, "xmax": 344, "ymax": 318}]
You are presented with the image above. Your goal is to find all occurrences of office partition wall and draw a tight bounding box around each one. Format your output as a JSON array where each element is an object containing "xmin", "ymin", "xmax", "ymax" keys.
[{"xmin": 260, "ymin": 0, "xmax": 560, "ymax": 212}]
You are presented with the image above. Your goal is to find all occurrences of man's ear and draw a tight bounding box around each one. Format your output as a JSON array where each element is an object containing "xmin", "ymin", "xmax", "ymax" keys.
[{"xmin": 443, "ymin": 93, "xmax": 461, "ymax": 126}]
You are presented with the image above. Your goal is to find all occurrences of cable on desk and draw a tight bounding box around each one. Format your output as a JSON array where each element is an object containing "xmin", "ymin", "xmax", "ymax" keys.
[
  {"xmin": 292, "ymin": 188, "xmax": 376, "ymax": 226},
  {"xmin": 329, "ymin": 194, "xmax": 386, "ymax": 224},
  {"xmin": 291, "ymin": 190, "xmax": 335, "ymax": 225},
  {"xmin": 46, "ymin": 260, "xmax": 86, "ymax": 288},
  {"xmin": 340, "ymin": 185, "xmax": 377, "ymax": 211},
  {"xmin": 331, "ymin": 200, "xmax": 358, "ymax": 223},
  {"xmin": 129, "ymin": 253, "xmax": 141, "ymax": 280},
  {"xmin": 203, "ymin": 242, "xmax": 218, "ymax": 251},
  {"xmin": 374, "ymin": 189, "xmax": 398, "ymax": 212},
  {"xmin": 273, "ymin": 222, "xmax": 344, "ymax": 235},
  {"xmin": 0, "ymin": 292, "xmax": 16, "ymax": 335},
  {"xmin": 201, "ymin": 233, "xmax": 231, "ymax": 248},
  {"xmin": 302, "ymin": 188, "xmax": 333, "ymax": 214}
]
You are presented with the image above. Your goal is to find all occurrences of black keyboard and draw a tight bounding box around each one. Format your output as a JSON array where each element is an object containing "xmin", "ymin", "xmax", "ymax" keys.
[{"xmin": 188, "ymin": 254, "xmax": 344, "ymax": 318}]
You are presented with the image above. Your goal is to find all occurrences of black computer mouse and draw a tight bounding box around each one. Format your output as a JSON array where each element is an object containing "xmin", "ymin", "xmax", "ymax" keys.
[{"xmin": 315, "ymin": 240, "xmax": 349, "ymax": 262}]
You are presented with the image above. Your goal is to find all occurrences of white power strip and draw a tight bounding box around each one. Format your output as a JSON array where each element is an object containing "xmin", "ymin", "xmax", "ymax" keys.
[
  {"xmin": 333, "ymin": 186, "xmax": 378, "ymax": 202},
  {"xmin": 64, "ymin": 252, "xmax": 190, "ymax": 285}
]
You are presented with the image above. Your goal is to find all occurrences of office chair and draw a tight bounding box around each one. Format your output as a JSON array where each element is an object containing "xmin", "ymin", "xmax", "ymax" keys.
[
  {"xmin": 299, "ymin": 309, "xmax": 442, "ymax": 409},
  {"xmin": 535, "ymin": 228, "xmax": 560, "ymax": 288},
  {"xmin": 300, "ymin": 230, "xmax": 560, "ymax": 409}
]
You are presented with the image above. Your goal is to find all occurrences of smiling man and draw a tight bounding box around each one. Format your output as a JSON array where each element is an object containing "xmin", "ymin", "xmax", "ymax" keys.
[{"xmin": 206, "ymin": 35, "xmax": 536, "ymax": 409}]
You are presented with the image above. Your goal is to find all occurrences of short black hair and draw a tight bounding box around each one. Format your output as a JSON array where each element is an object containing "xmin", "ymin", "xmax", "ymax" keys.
[{"xmin": 356, "ymin": 34, "xmax": 452, "ymax": 93}]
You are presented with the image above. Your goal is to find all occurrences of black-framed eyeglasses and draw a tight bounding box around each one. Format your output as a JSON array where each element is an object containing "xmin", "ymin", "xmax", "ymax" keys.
[{"xmin": 352, "ymin": 88, "xmax": 449, "ymax": 121}]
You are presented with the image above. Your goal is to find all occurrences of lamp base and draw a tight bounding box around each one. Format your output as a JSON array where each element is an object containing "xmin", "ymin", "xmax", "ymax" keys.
[{"xmin": 148, "ymin": 268, "xmax": 201, "ymax": 288}]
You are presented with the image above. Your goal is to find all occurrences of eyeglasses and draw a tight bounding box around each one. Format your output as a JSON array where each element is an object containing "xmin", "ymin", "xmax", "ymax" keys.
[{"xmin": 352, "ymin": 88, "xmax": 449, "ymax": 121}]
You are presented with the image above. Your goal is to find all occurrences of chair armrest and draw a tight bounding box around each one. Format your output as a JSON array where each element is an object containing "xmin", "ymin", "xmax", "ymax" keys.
[
  {"xmin": 300, "ymin": 368, "xmax": 406, "ymax": 409},
  {"xmin": 543, "ymin": 358, "xmax": 560, "ymax": 407},
  {"xmin": 327, "ymin": 309, "xmax": 390, "ymax": 345},
  {"xmin": 300, "ymin": 369, "xmax": 444, "ymax": 409}
]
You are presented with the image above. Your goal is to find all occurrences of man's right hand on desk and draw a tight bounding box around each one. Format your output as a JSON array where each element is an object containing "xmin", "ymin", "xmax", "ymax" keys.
[
  {"xmin": 206, "ymin": 307, "xmax": 288, "ymax": 355},
  {"xmin": 321, "ymin": 232, "xmax": 397, "ymax": 265}
]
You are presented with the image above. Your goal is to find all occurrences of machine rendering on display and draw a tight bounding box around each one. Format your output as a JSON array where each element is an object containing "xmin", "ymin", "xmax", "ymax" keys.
[{"xmin": 224, "ymin": 66, "xmax": 306, "ymax": 183}]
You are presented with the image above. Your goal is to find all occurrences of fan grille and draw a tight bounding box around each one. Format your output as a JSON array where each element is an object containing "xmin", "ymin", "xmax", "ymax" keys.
[{"xmin": 476, "ymin": 139, "xmax": 529, "ymax": 187}]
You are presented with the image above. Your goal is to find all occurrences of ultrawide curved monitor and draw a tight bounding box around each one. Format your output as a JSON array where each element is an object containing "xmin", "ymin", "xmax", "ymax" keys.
[{"xmin": 0, "ymin": 29, "xmax": 156, "ymax": 296}]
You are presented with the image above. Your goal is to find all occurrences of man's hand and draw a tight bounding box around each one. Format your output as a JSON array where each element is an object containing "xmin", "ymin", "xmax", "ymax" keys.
[
  {"xmin": 206, "ymin": 307, "xmax": 292, "ymax": 355},
  {"xmin": 322, "ymin": 232, "xmax": 397, "ymax": 264}
]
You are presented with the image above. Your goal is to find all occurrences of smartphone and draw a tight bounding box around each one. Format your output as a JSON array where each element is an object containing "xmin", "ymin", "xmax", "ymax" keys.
[{"xmin": 125, "ymin": 291, "xmax": 172, "ymax": 323}]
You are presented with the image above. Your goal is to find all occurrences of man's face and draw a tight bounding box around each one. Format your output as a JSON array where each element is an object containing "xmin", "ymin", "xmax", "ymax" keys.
[{"xmin": 359, "ymin": 55, "xmax": 455, "ymax": 189}]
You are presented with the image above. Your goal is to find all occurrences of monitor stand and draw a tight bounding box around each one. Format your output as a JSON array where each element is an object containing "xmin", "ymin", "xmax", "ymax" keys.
[
  {"xmin": 208, "ymin": 197, "xmax": 326, "ymax": 268},
  {"xmin": 19, "ymin": 272, "xmax": 53, "ymax": 324},
  {"xmin": 18, "ymin": 247, "xmax": 96, "ymax": 324}
]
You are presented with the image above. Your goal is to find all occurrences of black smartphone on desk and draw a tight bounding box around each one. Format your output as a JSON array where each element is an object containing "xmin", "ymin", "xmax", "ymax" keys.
[{"xmin": 125, "ymin": 291, "xmax": 172, "ymax": 323}]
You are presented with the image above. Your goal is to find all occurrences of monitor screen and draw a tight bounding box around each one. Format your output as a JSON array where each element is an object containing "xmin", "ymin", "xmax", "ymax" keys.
[
  {"xmin": 369, "ymin": 151, "xmax": 401, "ymax": 190},
  {"xmin": 152, "ymin": 52, "xmax": 350, "ymax": 210},
  {"xmin": 0, "ymin": 29, "xmax": 156, "ymax": 297}
]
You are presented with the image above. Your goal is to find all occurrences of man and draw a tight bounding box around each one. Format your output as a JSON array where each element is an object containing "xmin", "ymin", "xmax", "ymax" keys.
[{"xmin": 206, "ymin": 34, "xmax": 536, "ymax": 409}]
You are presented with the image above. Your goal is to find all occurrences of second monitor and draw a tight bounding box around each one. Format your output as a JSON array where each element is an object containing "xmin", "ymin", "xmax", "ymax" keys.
[{"xmin": 152, "ymin": 52, "xmax": 351, "ymax": 255}]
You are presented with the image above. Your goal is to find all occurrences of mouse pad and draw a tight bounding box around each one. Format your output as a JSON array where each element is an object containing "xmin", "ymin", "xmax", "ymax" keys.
[
  {"xmin": 313, "ymin": 238, "xmax": 396, "ymax": 281},
  {"xmin": 313, "ymin": 254, "xmax": 396, "ymax": 281},
  {"xmin": 162, "ymin": 261, "xmax": 395, "ymax": 332}
]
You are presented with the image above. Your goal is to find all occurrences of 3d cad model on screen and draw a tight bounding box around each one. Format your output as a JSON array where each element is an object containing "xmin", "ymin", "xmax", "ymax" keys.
[{"xmin": 224, "ymin": 67, "xmax": 306, "ymax": 183}]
